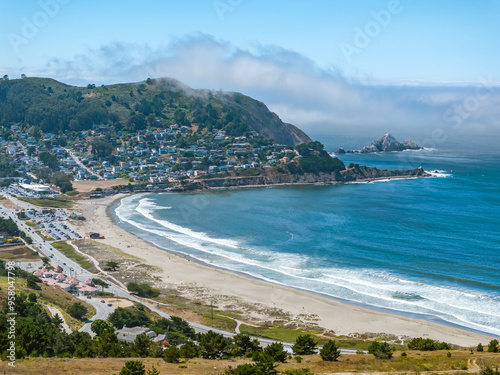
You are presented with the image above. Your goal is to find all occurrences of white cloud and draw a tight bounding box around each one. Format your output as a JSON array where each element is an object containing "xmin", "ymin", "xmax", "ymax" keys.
[{"xmin": 30, "ymin": 34, "xmax": 500, "ymax": 140}]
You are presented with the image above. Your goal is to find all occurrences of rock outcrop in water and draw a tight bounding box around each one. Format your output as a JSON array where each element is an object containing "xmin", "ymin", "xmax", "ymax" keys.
[
  {"xmin": 337, "ymin": 133, "xmax": 422, "ymax": 154},
  {"xmin": 181, "ymin": 165, "xmax": 428, "ymax": 190}
]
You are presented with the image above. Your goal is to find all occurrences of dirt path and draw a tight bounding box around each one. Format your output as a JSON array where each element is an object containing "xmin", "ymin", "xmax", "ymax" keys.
[{"xmin": 45, "ymin": 304, "xmax": 72, "ymax": 334}]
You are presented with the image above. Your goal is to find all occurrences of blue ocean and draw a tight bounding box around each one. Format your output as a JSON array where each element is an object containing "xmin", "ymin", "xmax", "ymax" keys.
[{"xmin": 113, "ymin": 138, "xmax": 500, "ymax": 336}]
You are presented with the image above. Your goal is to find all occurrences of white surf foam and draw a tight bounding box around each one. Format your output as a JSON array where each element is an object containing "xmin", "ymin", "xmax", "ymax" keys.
[
  {"xmin": 114, "ymin": 195, "xmax": 500, "ymax": 336},
  {"xmin": 136, "ymin": 198, "xmax": 239, "ymax": 249}
]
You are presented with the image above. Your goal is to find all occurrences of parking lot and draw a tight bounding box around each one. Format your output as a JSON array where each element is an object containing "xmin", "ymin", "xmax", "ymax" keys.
[{"xmin": 26, "ymin": 209, "xmax": 82, "ymax": 241}]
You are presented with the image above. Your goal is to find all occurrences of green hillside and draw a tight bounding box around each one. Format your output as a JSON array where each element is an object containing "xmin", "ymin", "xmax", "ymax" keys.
[{"xmin": 0, "ymin": 77, "xmax": 311, "ymax": 146}]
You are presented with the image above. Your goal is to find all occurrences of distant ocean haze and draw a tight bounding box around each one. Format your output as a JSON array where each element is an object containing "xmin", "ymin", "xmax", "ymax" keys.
[{"xmin": 113, "ymin": 147, "xmax": 500, "ymax": 336}]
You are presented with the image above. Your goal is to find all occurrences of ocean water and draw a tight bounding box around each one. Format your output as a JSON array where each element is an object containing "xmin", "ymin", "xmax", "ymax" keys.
[{"xmin": 113, "ymin": 146, "xmax": 500, "ymax": 336}]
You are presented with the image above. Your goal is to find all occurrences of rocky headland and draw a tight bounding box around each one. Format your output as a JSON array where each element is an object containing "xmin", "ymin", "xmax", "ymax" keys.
[
  {"xmin": 182, "ymin": 164, "xmax": 428, "ymax": 190},
  {"xmin": 337, "ymin": 133, "xmax": 422, "ymax": 154}
]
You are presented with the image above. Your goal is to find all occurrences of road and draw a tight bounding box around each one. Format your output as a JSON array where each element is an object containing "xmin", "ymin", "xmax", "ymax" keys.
[
  {"xmin": 64, "ymin": 148, "xmax": 102, "ymax": 180},
  {"xmin": 1, "ymin": 193, "xmax": 362, "ymax": 354},
  {"xmin": 78, "ymin": 296, "xmax": 116, "ymax": 336}
]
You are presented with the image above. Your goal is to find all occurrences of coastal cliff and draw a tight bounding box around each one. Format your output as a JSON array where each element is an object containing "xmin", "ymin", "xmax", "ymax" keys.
[{"xmin": 182, "ymin": 165, "xmax": 428, "ymax": 190}]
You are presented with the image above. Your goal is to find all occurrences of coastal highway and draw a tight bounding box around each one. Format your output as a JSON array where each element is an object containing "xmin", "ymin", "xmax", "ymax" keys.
[
  {"xmin": 1, "ymin": 193, "xmax": 362, "ymax": 354},
  {"xmin": 0, "ymin": 195, "xmax": 237, "ymax": 337}
]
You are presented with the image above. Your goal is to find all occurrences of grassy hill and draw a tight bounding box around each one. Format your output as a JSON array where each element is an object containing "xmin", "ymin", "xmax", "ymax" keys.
[{"xmin": 0, "ymin": 77, "xmax": 311, "ymax": 146}]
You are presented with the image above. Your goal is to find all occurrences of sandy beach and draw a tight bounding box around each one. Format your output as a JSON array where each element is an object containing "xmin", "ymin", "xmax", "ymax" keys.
[{"xmin": 73, "ymin": 193, "xmax": 496, "ymax": 347}]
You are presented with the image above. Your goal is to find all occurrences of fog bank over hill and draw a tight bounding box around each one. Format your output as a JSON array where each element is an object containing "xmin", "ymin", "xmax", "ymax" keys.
[{"xmin": 16, "ymin": 36, "xmax": 500, "ymax": 145}]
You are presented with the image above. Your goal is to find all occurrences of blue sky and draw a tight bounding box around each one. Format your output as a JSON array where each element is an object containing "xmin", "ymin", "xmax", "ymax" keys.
[{"xmin": 1, "ymin": 0, "xmax": 499, "ymax": 140}]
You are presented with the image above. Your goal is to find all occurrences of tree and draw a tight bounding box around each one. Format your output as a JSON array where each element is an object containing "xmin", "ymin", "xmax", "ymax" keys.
[
  {"xmin": 119, "ymin": 360, "xmax": 145, "ymax": 375},
  {"xmin": 261, "ymin": 342, "xmax": 287, "ymax": 363},
  {"xmin": 163, "ymin": 345, "xmax": 181, "ymax": 363},
  {"xmin": 133, "ymin": 334, "xmax": 152, "ymax": 357},
  {"xmin": 488, "ymin": 339, "xmax": 499, "ymax": 353},
  {"xmin": 3, "ymin": 75, "xmax": 8, "ymax": 80},
  {"xmin": 320, "ymin": 340, "xmax": 341, "ymax": 361},
  {"xmin": 68, "ymin": 331, "xmax": 94, "ymax": 357},
  {"xmin": 91, "ymin": 319, "xmax": 115, "ymax": 336},
  {"xmin": 254, "ymin": 353, "xmax": 278, "ymax": 375},
  {"xmin": 368, "ymin": 341, "xmax": 393, "ymax": 359},
  {"xmin": 180, "ymin": 341, "xmax": 199, "ymax": 358},
  {"xmin": 39, "ymin": 151, "xmax": 59, "ymax": 169},
  {"xmin": 197, "ymin": 330, "xmax": 230, "ymax": 359},
  {"xmin": 292, "ymin": 334, "xmax": 318, "ymax": 355},
  {"xmin": 52, "ymin": 171, "xmax": 73, "ymax": 192},
  {"xmin": 95, "ymin": 328, "xmax": 120, "ymax": 357},
  {"xmin": 108, "ymin": 306, "xmax": 151, "ymax": 329},
  {"xmin": 91, "ymin": 137, "xmax": 113, "ymax": 158},
  {"xmin": 104, "ymin": 260, "xmax": 120, "ymax": 271},
  {"xmin": 92, "ymin": 278, "xmax": 109, "ymax": 292},
  {"xmin": 233, "ymin": 333, "xmax": 260, "ymax": 357},
  {"xmin": 127, "ymin": 282, "xmax": 160, "ymax": 298},
  {"xmin": 477, "ymin": 343, "xmax": 484, "ymax": 352},
  {"xmin": 67, "ymin": 302, "xmax": 88, "ymax": 320},
  {"xmin": 35, "ymin": 167, "xmax": 53, "ymax": 182},
  {"xmin": 60, "ymin": 181, "xmax": 73, "ymax": 193}
]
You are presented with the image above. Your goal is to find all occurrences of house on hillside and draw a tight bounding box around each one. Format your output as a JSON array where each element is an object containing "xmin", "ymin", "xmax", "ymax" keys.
[{"xmin": 115, "ymin": 326, "xmax": 168, "ymax": 347}]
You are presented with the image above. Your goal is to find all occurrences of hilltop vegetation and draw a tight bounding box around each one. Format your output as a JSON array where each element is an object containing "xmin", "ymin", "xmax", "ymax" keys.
[{"xmin": 0, "ymin": 77, "xmax": 310, "ymax": 146}]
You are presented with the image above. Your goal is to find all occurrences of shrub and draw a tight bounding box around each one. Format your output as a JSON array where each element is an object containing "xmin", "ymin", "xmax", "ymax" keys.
[
  {"xmin": 281, "ymin": 369, "xmax": 315, "ymax": 375},
  {"xmin": 127, "ymin": 282, "xmax": 160, "ymax": 298},
  {"xmin": 488, "ymin": 339, "xmax": 499, "ymax": 353},
  {"xmin": 180, "ymin": 341, "xmax": 199, "ymax": 358},
  {"xmin": 163, "ymin": 346, "xmax": 180, "ymax": 363},
  {"xmin": 368, "ymin": 341, "xmax": 393, "ymax": 359},
  {"xmin": 119, "ymin": 360, "xmax": 145, "ymax": 375},
  {"xmin": 407, "ymin": 337, "xmax": 450, "ymax": 351},
  {"xmin": 320, "ymin": 340, "xmax": 341, "ymax": 361}
]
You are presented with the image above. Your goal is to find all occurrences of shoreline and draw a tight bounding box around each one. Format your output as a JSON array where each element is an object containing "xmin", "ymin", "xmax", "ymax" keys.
[
  {"xmin": 73, "ymin": 192, "xmax": 497, "ymax": 347},
  {"xmin": 198, "ymin": 173, "xmax": 429, "ymax": 191}
]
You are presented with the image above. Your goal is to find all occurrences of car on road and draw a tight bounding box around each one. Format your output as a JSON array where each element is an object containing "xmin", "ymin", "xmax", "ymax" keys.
[
  {"xmin": 100, "ymin": 300, "xmax": 105, "ymax": 303},
  {"xmin": 87, "ymin": 296, "xmax": 92, "ymax": 299},
  {"xmin": 107, "ymin": 303, "xmax": 112, "ymax": 307}
]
